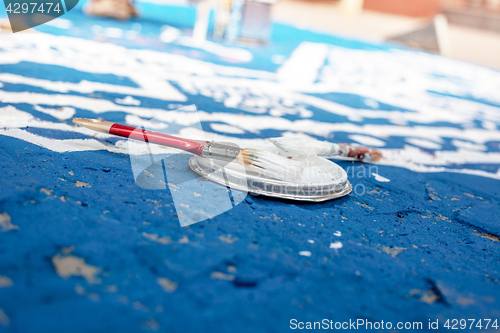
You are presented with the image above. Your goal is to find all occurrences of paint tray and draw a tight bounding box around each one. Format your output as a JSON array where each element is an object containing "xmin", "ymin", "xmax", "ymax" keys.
[{"xmin": 189, "ymin": 154, "xmax": 351, "ymax": 202}]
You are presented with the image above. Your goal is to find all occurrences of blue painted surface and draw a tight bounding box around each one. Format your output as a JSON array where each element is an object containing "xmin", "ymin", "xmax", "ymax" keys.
[{"xmin": 0, "ymin": 1, "xmax": 500, "ymax": 332}]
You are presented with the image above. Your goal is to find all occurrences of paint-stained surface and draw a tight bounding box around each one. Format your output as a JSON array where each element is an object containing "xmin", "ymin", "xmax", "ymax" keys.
[{"xmin": 0, "ymin": 0, "xmax": 500, "ymax": 332}]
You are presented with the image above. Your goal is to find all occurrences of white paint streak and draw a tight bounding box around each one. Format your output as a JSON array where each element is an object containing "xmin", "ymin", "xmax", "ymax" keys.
[
  {"xmin": 0, "ymin": 73, "xmax": 185, "ymax": 102},
  {"xmin": 349, "ymin": 134, "xmax": 386, "ymax": 147},
  {"xmin": 210, "ymin": 123, "xmax": 244, "ymax": 134},
  {"xmin": 372, "ymin": 173, "xmax": 390, "ymax": 182},
  {"xmin": 452, "ymin": 139, "xmax": 487, "ymax": 151},
  {"xmin": 278, "ymin": 42, "xmax": 328, "ymax": 87},
  {"xmin": 406, "ymin": 138, "xmax": 442, "ymax": 149},
  {"xmin": 34, "ymin": 105, "xmax": 75, "ymax": 119}
]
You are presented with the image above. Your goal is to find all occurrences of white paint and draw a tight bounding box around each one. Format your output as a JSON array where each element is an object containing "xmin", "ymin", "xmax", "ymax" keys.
[
  {"xmin": 329, "ymin": 242, "xmax": 343, "ymax": 249},
  {"xmin": 0, "ymin": 213, "xmax": 18, "ymax": 232},
  {"xmin": 115, "ymin": 96, "xmax": 141, "ymax": 106},
  {"xmin": 307, "ymin": 239, "xmax": 315, "ymax": 244},
  {"xmin": 0, "ymin": 128, "xmax": 112, "ymax": 153},
  {"xmin": 334, "ymin": 231, "xmax": 341, "ymax": 237},
  {"xmin": 299, "ymin": 251, "xmax": 312, "ymax": 257},
  {"xmin": 209, "ymin": 123, "xmax": 244, "ymax": 134},
  {"xmin": 372, "ymin": 173, "xmax": 390, "ymax": 182},
  {"xmin": 52, "ymin": 254, "xmax": 101, "ymax": 284},
  {"xmin": 3, "ymin": 105, "xmax": 500, "ymax": 179},
  {"xmin": 483, "ymin": 121, "xmax": 497, "ymax": 131},
  {"xmin": 160, "ymin": 26, "xmax": 181, "ymax": 43},
  {"xmin": 125, "ymin": 115, "xmax": 168, "ymax": 130},
  {"xmin": 452, "ymin": 139, "xmax": 487, "ymax": 151},
  {"xmin": 34, "ymin": 105, "xmax": 75, "ymax": 119},
  {"xmin": 0, "ymin": 74, "xmax": 185, "ymax": 102},
  {"xmin": 364, "ymin": 98, "xmax": 379, "ymax": 109},
  {"xmin": 277, "ymin": 42, "xmax": 329, "ymax": 88},
  {"xmin": 348, "ymin": 134, "xmax": 386, "ymax": 147},
  {"xmin": 406, "ymin": 138, "xmax": 442, "ymax": 150},
  {"xmin": 0, "ymin": 35, "xmax": 499, "ymax": 181}
]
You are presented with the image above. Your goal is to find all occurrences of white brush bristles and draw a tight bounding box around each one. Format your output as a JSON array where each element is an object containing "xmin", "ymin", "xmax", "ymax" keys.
[
  {"xmin": 269, "ymin": 137, "xmax": 333, "ymax": 159},
  {"xmin": 239, "ymin": 149, "xmax": 304, "ymax": 182}
]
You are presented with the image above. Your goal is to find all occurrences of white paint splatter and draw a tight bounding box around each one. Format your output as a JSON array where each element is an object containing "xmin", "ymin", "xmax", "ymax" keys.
[
  {"xmin": 211, "ymin": 272, "xmax": 235, "ymax": 281},
  {"xmin": 157, "ymin": 277, "xmax": 177, "ymax": 293},
  {"xmin": 52, "ymin": 253, "xmax": 101, "ymax": 284},
  {"xmin": 299, "ymin": 251, "xmax": 312, "ymax": 257},
  {"xmin": 142, "ymin": 232, "xmax": 170, "ymax": 244},
  {"xmin": 307, "ymin": 239, "xmax": 315, "ymax": 244},
  {"xmin": 330, "ymin": 242, "xmax": 343, "ymax": 250},
  {"xmin": 0, "ymin": 73, "xmax": 185, "ymax": 102},
  {"xmin": 372, "ymin": 173, "xmax": 390, "ymax": 182},
  {"xmin": 277, "ymin": 42, "xmax": 329, "ymax": 88},
  {"xmin": 0, "ymin": 213, "xmax": 18, "ymax": 232},
  {"xmin": 0, "ymin": 276, "xmax": 13, "ymax": 288},
  {"xmin": 334, "ymin": 231, "xmax": 342, "ymax": 237},
  {"xmin": 115, "ymin": 96, "xmax": 141, "ymax": 106}
]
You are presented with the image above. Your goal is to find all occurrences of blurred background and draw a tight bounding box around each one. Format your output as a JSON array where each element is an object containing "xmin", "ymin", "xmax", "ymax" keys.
[
  {"xmin": 3, "ymin": 0, "xmax": 500, "ymax": 68},
  {"xmin": 272, "ymin": 0, "xmax": 500, "ymax": 69}
]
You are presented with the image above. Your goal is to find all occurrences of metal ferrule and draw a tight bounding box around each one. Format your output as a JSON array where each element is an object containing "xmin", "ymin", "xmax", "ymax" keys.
[{"xmin": 201, "ymin": 142, "xmax": 242, "ymax": 162}]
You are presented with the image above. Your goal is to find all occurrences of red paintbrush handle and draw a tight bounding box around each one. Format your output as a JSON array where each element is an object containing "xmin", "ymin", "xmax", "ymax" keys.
[{"xmin": 109, "ymin": 123, "xmax": 207, "ymax": 156}]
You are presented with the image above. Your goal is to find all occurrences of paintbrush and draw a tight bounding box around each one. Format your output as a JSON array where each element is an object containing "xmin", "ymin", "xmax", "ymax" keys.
[
  {"xmin": 270, "ymin": 137, "xmax": 382, "ymax": 162},
  {"xmin": 72, "ymin": 118, "xmax": 304, "ymax": 182}
]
